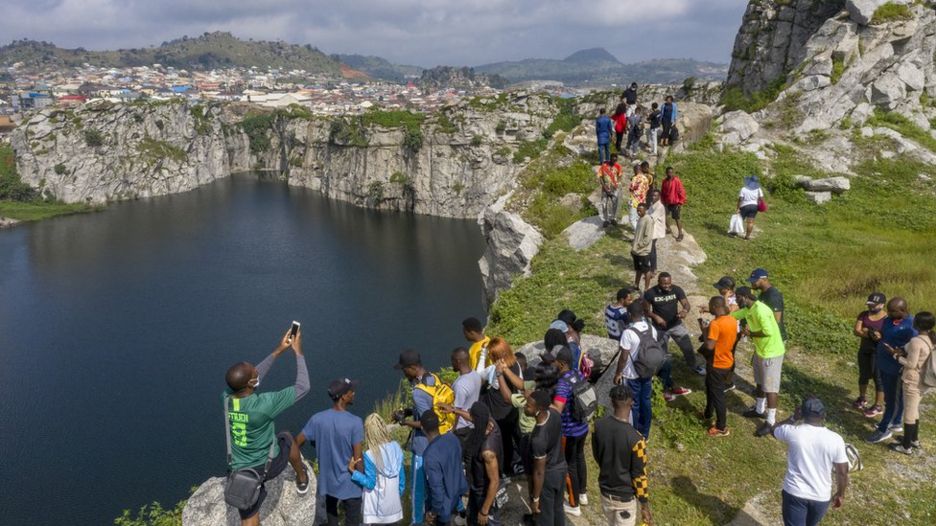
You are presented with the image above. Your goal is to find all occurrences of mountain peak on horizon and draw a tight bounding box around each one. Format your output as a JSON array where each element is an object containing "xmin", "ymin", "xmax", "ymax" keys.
[{"xmin": 563, "ymin": 48, "xmax": 620, "ymax": 64}]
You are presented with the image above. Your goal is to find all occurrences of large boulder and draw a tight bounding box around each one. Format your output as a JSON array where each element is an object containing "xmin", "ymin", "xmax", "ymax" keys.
[
  {"xmin": 515, "ymin": 334, "xmax": 620, "ymax": 374},
  {"xmin": 718, "ymin": 111, "xmax": 760, "ymax": 146},
  {"xmin": 478, "ymin": 193, "xmax": 544, "ymax": 306},
  {"xmin": 182, "ymin": 460, "xmax": 316, "ymax": 526},
  {"xmin": 846, "ymin": 0, "xmax": 887, "ymax": 26},
  {"xmin": 805, "ymin": 191, "xmax": 833, "ymax": 205},
  {"xmin": 562, "ymin": 216, "xmax": 606, "ymax": 251},
  {"xmin": 799, "ymin": 176, "xmax": 851, "ymax": 193}
]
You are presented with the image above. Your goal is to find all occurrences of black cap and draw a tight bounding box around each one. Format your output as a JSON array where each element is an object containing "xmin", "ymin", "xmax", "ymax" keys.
[
  {"xmin": 866, "ymin": 292, "xmax": 886, "ymax": 305},
  {"xmin": 713, "ymin": 276, "xmax": 736, "ymax": 290},
  {"xmin": 555, "ymin": 346, "xmax": 574, "ymax": 366},
  {"xmin": 327, "ymin": 377, "xmax": 358, "ymax": 399},
  {"xmin": 394, "ymin": 349, "xmax": 421, "ymax": 369},
  {"xmin": 801, "ymin": 397, "xmax": 826, "ymax": 419},
  {"xmin": 735, "ymin": 286, "xmax": 756, "ymax": 301}
]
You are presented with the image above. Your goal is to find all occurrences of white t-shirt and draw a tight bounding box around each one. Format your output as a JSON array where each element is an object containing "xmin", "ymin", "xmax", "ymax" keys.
[
  {"xmin": 773, "ymin": 423, "xmax": 848, "ymax": 502},
  {"xmin": 452, "ymin": 371, "xmax": 482, "ymax": 430},
  {"xmin": 618, "ymin": 320, "xmax": 658, "ymax": 380},
  {"xmin": 739, "ymin": 186, "xmax": 764, "ymax": 208}
]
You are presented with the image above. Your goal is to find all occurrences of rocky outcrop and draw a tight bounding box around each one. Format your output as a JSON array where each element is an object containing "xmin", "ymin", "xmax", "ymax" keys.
[
  {"xmin": 0, "ymin": 217, "xmax": 19, "ymax": 228},
  {"xmin": 478, "ymin": 193, "xmax": 544, "ymax": 306}
]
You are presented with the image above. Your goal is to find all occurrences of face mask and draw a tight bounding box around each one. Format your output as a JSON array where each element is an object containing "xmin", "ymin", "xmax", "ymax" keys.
[
  {"xmin": 249, "ymin": 377, "xmax": 260, "ymax": 388},
  {"xmin": 869, "ymin": 307, "xmax": 882, "ymax": 314}
]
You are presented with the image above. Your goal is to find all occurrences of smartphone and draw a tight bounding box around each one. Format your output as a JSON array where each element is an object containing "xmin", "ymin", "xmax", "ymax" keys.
[{"xmin": 289, "ymin": 321, "xmax": 301, "ymax": 341}]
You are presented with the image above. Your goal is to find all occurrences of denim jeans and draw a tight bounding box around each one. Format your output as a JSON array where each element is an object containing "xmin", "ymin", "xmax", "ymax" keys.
[
  {"xmin": 876, "ymin": 370, "xmax": 904, "ymax": 433},
  {"xmin": 627, "ymin": 377, "xmax": 654, "ymax": 438},
  {"xmin": 781, "ymin": 490, "xmax": 830, "ymax": 526},
  {"xmin": 598, "ymin": 142, "xmax": 610, "ymax": 164}
]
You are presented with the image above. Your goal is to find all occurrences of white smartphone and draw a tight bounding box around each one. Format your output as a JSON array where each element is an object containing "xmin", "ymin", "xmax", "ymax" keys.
[{"xmin": 289, "ymin": 321, "xmax": 301, "ymax": 341}]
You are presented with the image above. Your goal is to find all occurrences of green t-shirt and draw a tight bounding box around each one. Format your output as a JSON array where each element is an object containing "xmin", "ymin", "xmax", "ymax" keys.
[
  {"xmin": 732, "ymin": 301, "xmax": 786, "ymax": 358},
  {"xmin": 511, "ymin": 393, "xmax": 536, "ymax": 434},
  {"xmin": 223, "ymin": 386, "xmax": 296, "ymax": 470}
]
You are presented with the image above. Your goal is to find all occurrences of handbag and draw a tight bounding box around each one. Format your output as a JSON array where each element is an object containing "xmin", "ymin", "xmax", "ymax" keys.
[
  {"xmin": 728, "ymin": 213, "xmax": 744, "ymax": 236},
  {"xmin": 224, "ymin": 397, "xmax": 276, "ymax": 511},
  {"xmin": 757, "ymin": 197, "xmax": 768, "ymax": 213}
]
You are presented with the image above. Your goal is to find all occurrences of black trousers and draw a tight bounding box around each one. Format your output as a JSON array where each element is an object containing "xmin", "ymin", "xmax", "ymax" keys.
[
  {"xmin": 614, "ymin": 131, "xmax": 625, "ymax": 152},
  {"xmin": 705, "ymin": 367, "xmax": 732, "ymax": 431},
  {"xmin": 563, "ymin": 433, "xmax": 587, "ymax": 506},
  {"xmin": 495, "ymin": 408, "xmax": 520, "ymax": 476},
  {"xmin": 325, "ymin": 495, "xmax": 362, "ymax": 526},
  {"xmin": 537, "ymin": 469, "xmax": 566, "ymax": 526}
]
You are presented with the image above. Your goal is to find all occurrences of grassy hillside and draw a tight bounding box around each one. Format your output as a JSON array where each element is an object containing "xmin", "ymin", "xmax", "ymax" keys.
[
  {"xmin": 0, "ymin": 145, "xmax": 94, "ymax": 221},
  {"xmin": 333, "ymin": 54, "xmax": 423, "ymax": 82},
  {"xmin": 0, "ymin": 33, "xmax": 342, "ymax": 74}
]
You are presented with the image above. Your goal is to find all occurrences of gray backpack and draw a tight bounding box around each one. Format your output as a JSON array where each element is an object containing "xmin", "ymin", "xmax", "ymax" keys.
[
  {"xmin": 629, "ymin": 325, "xmax": 668, "ymax": 379},
  {"xmin": 224, "ymin": 397, "xmax": 276, "ymax": 511}
]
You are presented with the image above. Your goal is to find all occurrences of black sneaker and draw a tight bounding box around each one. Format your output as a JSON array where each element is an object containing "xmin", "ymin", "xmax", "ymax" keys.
[
  {"xmin": 755, "ymin": 422, "xmax": 773, "ymax": 437},
  {"xmin": 743, "ymin": 408, "xmax": 765, "ymax": 419}
]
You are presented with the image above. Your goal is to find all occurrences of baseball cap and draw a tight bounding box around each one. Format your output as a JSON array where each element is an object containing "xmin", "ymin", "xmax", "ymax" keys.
[
  {"xmin": 713, "ymin": 276, "xmax": 736, "ymax": 290},
  {"xmin": 394, "ymin": 349, "xmax": 421, "ymax": 369},
  {"xmin": 555, "ymin": 346, "xmax": 574, "ymax": 366},
  {"xmin": 735, "ymin": 286, "xmax": 756, "ymax": 301},
  {"xmin": 866, "ymin": 292, "xmax": 886, "ymax": 305},
  {"xmin": 801, "ymin": 397, "xmax": 826, "ymax": 419},
  {"xmin": 327, "ymin": 377, "xmax": 358, "ymax": 399},
  {"xmin": 747, "ymin": 268, "xmax": 769, "ymax": 283}
]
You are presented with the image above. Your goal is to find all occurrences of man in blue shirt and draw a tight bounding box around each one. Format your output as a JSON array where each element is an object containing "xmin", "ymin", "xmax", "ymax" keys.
[
  {"xmin": 595, "ymin": 108, "xmax": 613, "ymax": 164},
  {"xmin": 296, "ymin": 378, "xmax": 364, "ymax": 526},
  {"xmin": 422, "ymin": 411, "xmax": 468, "ymax": 526},
  {"xmin": 395, "ymin": 350, "xmax": 437, "ymax": 524},
  {"xmin": 660, "ymin": 96, "xmax": 678, "ymax": 147},
  {"xmin": 867, "ymin": 298, "xmax": 917, "ymax": 444}
]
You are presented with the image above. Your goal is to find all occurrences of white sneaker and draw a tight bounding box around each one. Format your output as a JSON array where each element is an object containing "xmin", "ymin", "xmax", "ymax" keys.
[
  {"xmin": 453, "ymin": 513, "xmax": 467, "ymax": 526},
  {"xmin": 579, "ymin": 493, "xmax": 588, "ymax": 505},
  {"xmin": 889, "ymin": 424, "xmax": 904, "ymax": 433},
  {"xmin": 563, "ymin": 504, "xmax": 582, "ymax": 516}
]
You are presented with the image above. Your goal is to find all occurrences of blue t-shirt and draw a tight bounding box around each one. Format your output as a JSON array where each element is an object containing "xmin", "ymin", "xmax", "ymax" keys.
[
  {"xmin": 605, "ymin": 304, "xmax": 629, "ymax": 339},
  {"xmin": 410, "ymin": 374, "xmax": 436, "ymax": 456},
  {"xmin": 553, "ymin": 370, "xmax": 589, "ymax": 438},
  {"xmin": 876, "ymin": 316, "xmax": 917, "ymax": 375},
  {"xmin": 302, "ymin": 409, "xmax": 364, "ymax": 500}
]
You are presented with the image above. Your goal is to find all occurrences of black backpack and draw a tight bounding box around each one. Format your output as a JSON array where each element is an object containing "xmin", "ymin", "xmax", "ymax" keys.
[
  {"xmin": 629, "ymin": 325, "xmax": 668, "ymax": 379},
  {"xmin": 567, "ymin": 371, "xmax": 597, "ymax": 422},
  {"xmin": 669, "ymin": 125, "xmax": 680, "ymax": 144}
]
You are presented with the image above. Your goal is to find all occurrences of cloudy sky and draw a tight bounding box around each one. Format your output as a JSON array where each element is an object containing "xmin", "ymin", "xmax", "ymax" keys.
[{"xmin": 1, "ymin": 0, "xmax": 749, "ymax": 66}]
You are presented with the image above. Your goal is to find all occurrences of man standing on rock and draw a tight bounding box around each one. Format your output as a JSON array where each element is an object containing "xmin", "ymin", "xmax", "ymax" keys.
[
  {"xmin": 732, "ymin": 286, "xmax": 786, "ymax": 437},
  {"xmin": 595, "ymin": 108, "xmax": 613, "ymax": 165},
  {"xmin": 622, "ymin": 83, "xmax": 638, "ymax": 111},
  {"xmin": 660, "ymin": 96, "xmax": 678, "ymax": 147},
  {"xmin": 630, "ymin": 203, "xmax": 654, "ymax": 291},
  {"xmin": 451, "ymin": 347, "xmax": 483, "ymax": 445},
  {"xmin": 464, "ymin": 317, "xmax": 491, "ymax": 371},
  {"xmin": 659, "ymin": 167, "xmax": 686, "ymax": 242},
  {"xmin": 749, "ymin": 268, "xmax": 788, "ymax": 341},
  {"xmin": 644, "ymin": 273, "xmax": 707, "ymax": 376},
  {"xmin": 223, "ymin": 328, "xmax": 311, "ymax": 526},
  {"xmin": 296, "ymin": 377, "xmax": 364, "ymax": 526},
  {"xmin": 423, "ymin": 411, "xmax": 469, "ymax": 526},
  {"xmin": 647, "ymin": 189, "xmax": 667, "ymax": 279}
]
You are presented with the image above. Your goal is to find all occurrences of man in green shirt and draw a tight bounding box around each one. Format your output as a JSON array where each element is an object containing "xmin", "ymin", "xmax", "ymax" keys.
[
  {"xmin": 732, "ymin": 287, "xmax": 786, "ymax": 437},
  {"xmin": 223, "ymin": 327, "xmax": 311, "ymax": 525}
]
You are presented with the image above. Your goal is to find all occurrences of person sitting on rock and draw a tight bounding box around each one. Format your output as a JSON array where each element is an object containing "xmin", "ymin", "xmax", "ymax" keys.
[{"xmin": 223, "ymin": 327, "xmax": 311, "ymax": 526}]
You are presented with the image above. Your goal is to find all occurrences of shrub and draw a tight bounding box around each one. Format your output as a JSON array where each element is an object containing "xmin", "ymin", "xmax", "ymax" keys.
[
  {"xmin": 403, "ymin": 128, "xmax": 423, "ymax": 153},
  {"xmin": 0, "ymin": 145, "xmax": 37, "ymax": 201},
  {"xmin": 830, "ymin": 56, "xmax": 846, "ymax": 85},
  {"xmin": 329, "ymin": 118, "xmax": 368, "ymax": 147},
  {"xmin": 867, "ymin": 108, "xmax": 936, "ymax": 152},
  {"xmin": 240, "ymin": 113, "xmax": 275, "ymax": 154},
  {"xmin": 54, "ymin": 163, "xmax": 67, "ymax": 175},
  {"xmin": 470, "ymin": 135, "xmax": 484, "ymax": 146},
  {"xmin": 114, "ymin": 501, "xmax": 183, "ymax": 526},
  {"xmin": 872, "ymin": 2, "xmax": 912, "ymax": 24},
  {"xmin": 495, "ymin": 120, "xmax": 507, "ymax": 134},
  {"xmin": 721, "ymin": 76, "xmax": 787, "ymax": 113},
  {"xmin": 83, "ymin": 129, "xmax": 104, "ymax": 147},
  {"xmin": 513, "ymin": 139, "xmax": 548, "ymax": 163},
  {"xmin": 136, "ymin": 138, "xmax": 187, "ymax": 164},
  {"xmin": 435, "ymin": 112, "xmax": 458, "ymax": 134}
]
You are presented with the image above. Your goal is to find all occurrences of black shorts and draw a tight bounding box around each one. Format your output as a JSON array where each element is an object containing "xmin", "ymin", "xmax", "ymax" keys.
[
  {"xmin": 238, "ymin": 431, "xmax": 293, "ymax": 520},
  {"xmin": 739, "ymin": 204, "xmax": 758, "ymax": 220},
  {"xmin": 632, "ymin": 253, "xmax": 652, "ymax": 272},
  {"xmin": 665, "ymin": 204, "xmax": 682, "ymax": 220}
]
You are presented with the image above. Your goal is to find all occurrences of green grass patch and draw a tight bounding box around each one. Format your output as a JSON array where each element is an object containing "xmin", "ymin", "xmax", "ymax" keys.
[
  {"xmin": 0, "ymin": 200, "xmax": 97, "ymax": 221},
  {"xmin": 830, "ymin": 56, "xmax": 846, "ymax": 84},
  {"xmin": 542, "ymin": 97, "xmax": 580, "ymax": 139},
  {"xmin": 136, "ymin": 138, "xmax": 188, "ymax": 164},
  {"xmin": 513, "ymin": 138, "xmax": 548, "ymax": 163},
  {"xmin": 867, "ymin": 108, "xmax": 936, "ymax": 152},
  {"xmin": 721, "ymin": 77, "xmax": 788, "ymax": 113},
  {"xmin": 872, "ymin": 2, "xmax": 912, "ymax": 23},
  {"xmin": 114, "ymin": 500, "xmax": 183, "ymax": 526}
]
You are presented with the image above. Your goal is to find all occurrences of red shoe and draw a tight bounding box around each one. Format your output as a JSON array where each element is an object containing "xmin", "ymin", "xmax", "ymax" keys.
[
  {"xmin": 863, "ymin": 405, "xmax": 883, "ymax": 418},
  {"xmin": 664, "ymin": 387, "xmax": 691, "ymax": 402},
  {"xmin": 707, "ymin": 426, "xmax": 730, "ymax": 437},
  {"xmin": 851, "ymin": 397, "xmax": 867, "ymax": 410}
]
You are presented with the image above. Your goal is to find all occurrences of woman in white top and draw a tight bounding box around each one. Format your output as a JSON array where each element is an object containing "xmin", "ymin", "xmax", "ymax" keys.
[
  {"xmin": 350, "ymin": 413, "xmax": 405, "ymax": 524},
  {"xmin": 737, "ymin": 175, "xmax": 766, "ymax": 240}
]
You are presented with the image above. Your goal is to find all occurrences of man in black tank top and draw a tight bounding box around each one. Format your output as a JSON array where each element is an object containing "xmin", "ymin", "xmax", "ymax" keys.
[{"xmin": 466, "ymin": 402, "xmax": 503, "ymax": 526}]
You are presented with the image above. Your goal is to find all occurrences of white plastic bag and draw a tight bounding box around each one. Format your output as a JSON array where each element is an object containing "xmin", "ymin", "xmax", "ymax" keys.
[{"xmin": 728, "ymin": 213, "xmax": 744, "ymax": 236}]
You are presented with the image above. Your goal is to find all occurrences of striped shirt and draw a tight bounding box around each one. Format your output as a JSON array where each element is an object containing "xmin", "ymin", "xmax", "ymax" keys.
[{"xmin": 605, "ymin": 304, "xmax": 629, "ymax": 339}]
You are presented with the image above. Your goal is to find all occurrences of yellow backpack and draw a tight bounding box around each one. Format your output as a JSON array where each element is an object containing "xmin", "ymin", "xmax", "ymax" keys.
[{"xmin": 415, "ymin": 373, "xmax": 457, "ymax": 435}]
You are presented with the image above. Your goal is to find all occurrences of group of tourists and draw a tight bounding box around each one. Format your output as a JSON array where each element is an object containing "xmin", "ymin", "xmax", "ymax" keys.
[{"xmin": 595, "ymin": 83, "xmax": 679, "ymax": 164}]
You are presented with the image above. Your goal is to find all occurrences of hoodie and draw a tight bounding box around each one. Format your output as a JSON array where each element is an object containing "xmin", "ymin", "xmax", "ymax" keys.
[{"xmin": 351, "ymin": 441, "xmax": 406, "ymax": 524}]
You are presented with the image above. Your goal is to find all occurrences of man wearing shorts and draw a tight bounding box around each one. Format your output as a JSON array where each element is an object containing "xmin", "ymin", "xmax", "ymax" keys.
[
  {"xmin": 630, "ymin": 203, "xmax": 653, "ymax": 290},
  {"xmin": 659, "ymin": 167, "xmax": 685, "ymax": 241},
  {"xmin": 732, "ymin": 286, "xmax": 786, "ymax": 437}
]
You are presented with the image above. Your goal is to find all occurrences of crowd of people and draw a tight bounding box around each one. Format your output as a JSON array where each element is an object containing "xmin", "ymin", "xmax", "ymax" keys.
[{"xmin": 216, "ymin": 86, "xmax": 934, "ymax": 526}]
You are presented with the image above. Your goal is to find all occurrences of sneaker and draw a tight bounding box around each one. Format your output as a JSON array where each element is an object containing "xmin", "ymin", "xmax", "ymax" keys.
[
  {"xmin": 743, "ymin": 407, "xmax": 765, "ymax": 419},
  {"xmin": 295, "ymin": 465, "xmax": 311, "ymax": 495},
  {"xmin": 755, "ymin": 422, "xmax": 774, "ymax": 437},
  {"xmin": 453, "ymin": 512, "xmax": 467, "ymax": 526},
  {"xmin": 863, "ymin": 405, "xmax": 883, "ymax": 418},
  {"xmin": 852, "ymin": 397, "xmax": 867, "ymax": 410},
  {"xmin": 670, "ymin": 386, "xmax": 692, "ymax": 397},
  {"xmin": 693, "ymin": 365, "xmax": 707, "ymax": 376},
  {"xmin": 911, "ymin": 440, "xmax": 922, "ymax": 449},
  {"xmin": 563, "ymin": 504, "xmax": 582, "ymax": 517},
  {"xmin": 867, "ymin": 429, "xmax": 893, "ymax": 444},
  {"xmin": 889, "ymin": 443, "xmax": 916, "ymax": 456},
  {"xmin": 888, "ymin": 424, "xmax": 904, "ymax": 433},
  {"xmin": 707, "ymin": 426, "xmax": 730, "ymax": 437},
  {"xmin": 723, "ymin": 383, "xmax": 737, "ymax": 393},
  {"xmin": 579, "ymin": 493, "xmax": 588, "ymax": 505}
]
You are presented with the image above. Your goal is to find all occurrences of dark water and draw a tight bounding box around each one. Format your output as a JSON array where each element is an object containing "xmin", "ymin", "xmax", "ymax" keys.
[{"xmin": 0, "ymin": 175, "xmax": 485, "ymax": 525}]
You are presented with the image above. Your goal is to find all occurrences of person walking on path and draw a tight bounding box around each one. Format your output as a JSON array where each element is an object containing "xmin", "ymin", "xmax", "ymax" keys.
[
  {"xmin": 597, "ymin": 156, "xmax": 621, "ymax": 227},
  {"xmin": 737, "ymin": 175, "xmax": 765, "ymax": 241},
  {"xmin": 223, "ymin": 328, "xmax": 311, "ymax": 526},
  {"xmin": 551, "ymin": 346, "xmax": 590, "ymax": 516},
  {"xmin": 888, "ymin": 312, "xmax": 935, "ymax": 454},
  {"xmin": 628, "ymin": 165, "xmax": 651, "ymax": 230},
  {"xmin": 626, "ymin": 109, "xmax": 643, "ymax": 159},
  {"xmin": 647, "ymin": 189, "xmax": 666, "ymax": 278},
  {"xmin": 853, "ymin": 293, "xmax": 887, "ymax": 416},
  {"xmin": 464, "ymin": 317, "xmax": 491, "ymax": 371},
  {"xmin": 611, "ymin": 103, "xmax": 628, "ymax": 154},
  {"xmin": 422, "ymin": 412, "xmax": 469, "ymax": 526},
  {"xmin": 732, "ymin": 286, "xmax": 786, "ymax": 437},
  {"xmin": 644, "ymin": 273, "xmax": 707, "ymax": 376},
  {"xmin": 351, "ymin": 413, "xmax": 406, "ymax": 525},
  {"xmin": 660, "ymin": 96, "xmax": 678, "ymax": 147},
  {"xmin": 297, "ymin": 377, "xmax": 365, "ymax": 526},
  {"xmin": 659, "ymin": 167, "xmax": 686, "ymax": 241},
  {"xmin": 630, "ymin": 203, "xmax": 654, "ymax": 291},
  {"xmin": 451, "ymin": 347, "xmax": 483, "ymax": 443},
  {"xmin": 749, "ymin": 268, "xmax": 788, "ymax": 341},
  {"xmin": 622, "ymin": 83, "xmax": 638, "ymax": 109},
  {"xmin": 595, "ymin": 108, "xmax": 613, "ymax": 164},
  {"xmin": 699, "ymin": 296, "xmax": 738, "ymax": 437},
  {"xmin": 867, "ymin": 298, "xmax": 917, "ymax": 444},
  {"xmin": 592, "ymin": 384, "xmax": 654, "ymax": 526},
  {"xmin": 646, "ymin": 103, "xmax": 662, "ymax": 156},
  {"xmin": 526, "ymin": 390, "xmax": 567, "ymax": 526}
]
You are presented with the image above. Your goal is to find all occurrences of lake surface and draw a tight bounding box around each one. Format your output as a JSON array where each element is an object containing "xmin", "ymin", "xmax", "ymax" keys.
[{"xmin": 0, "ymin": 175, "xmax": 485, "ymax": 525}]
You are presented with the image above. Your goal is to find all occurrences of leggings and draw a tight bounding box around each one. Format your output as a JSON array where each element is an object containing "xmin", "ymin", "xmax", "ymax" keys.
[{"xmin": 563, "ymin": 433, "xmax": 588, "ymax": 506}]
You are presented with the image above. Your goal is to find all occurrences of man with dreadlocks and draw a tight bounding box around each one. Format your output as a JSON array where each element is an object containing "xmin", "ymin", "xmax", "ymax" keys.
[{"xmin": 465, "ymin": 401, "xmax": 504, "ymax": 526}]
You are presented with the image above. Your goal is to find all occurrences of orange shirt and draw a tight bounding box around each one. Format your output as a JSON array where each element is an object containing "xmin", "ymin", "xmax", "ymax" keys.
[{"xmin": 707, "ymin": 315, "xmax": 738, "ymax": 370}]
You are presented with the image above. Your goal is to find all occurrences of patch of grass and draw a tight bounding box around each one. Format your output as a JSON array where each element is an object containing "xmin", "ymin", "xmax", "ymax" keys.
[
  {"xmin": 361, "ymin": 109, "xmax": 425, "ymax": 133},
  {"xmin": 0, "ymin": 200, "xmax": 97, "ymax": 221},
  {"xmin": 513, "ymin": 138, "xmax": 548, "ymax": 163},
  {"xmin": 83, "ymin": 129, "xmax": 104, "ymax": 147},
  {"xmin": 872, "ymin": 2, "xmax": 912, "ymax": 23},
  {"xmin": 830, "ymin": 56, "xmax": 846, "ymax": 84},
  {"xmin": 329, "ymin": 118, "xmax": 368, "ymax": 147},
  {"xmin": 434, "ymin": 111, "xmax": 458, "ymax": 134},
  {"xmin": 238, "ymin": 113, "xmax": 275, "ymax": 154},
  {"xmin": 114, "ymin": 500, "xmax": 184, "ymax": 526},
  {"xmin": 136, "ymin": 138, "xmax": 188, "ymax": 164},
  {"xmin": 189, "ymin": 105, "xmax": 213, "ymax": 135},
  {"xmin": 542, "ymin": 97, "xmax": 580, "ymax": 139},
  {"xmin": 470, "ymin": 135, "xmax": 484, "ymax": 146},
  {"xmin": 467, "ymin": 92, "xmax": 510, "ymax": 112},
  {"xmin": 515, "ymin": 152, "xmax": 597, "ymax": 239},
  {"xmin": 0, "ymin": 145, "xmax": 37, "ymax": 201},
  {"xmin": 721, "ymin": 76, "xmax": 788, "ymax": 113},
  {"xmin": 867, "ymin": 108, "xmax": 936, "ymax": 152}
]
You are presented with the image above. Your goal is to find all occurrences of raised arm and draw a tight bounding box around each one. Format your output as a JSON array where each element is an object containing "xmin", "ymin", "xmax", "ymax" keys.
[
  {"xmin": 291, "ymin": 330, "xmax": 310, "ymax": 401},
  {"xmin": 256, "ymin": 328, "xmax": 293, "ymax": 379}
]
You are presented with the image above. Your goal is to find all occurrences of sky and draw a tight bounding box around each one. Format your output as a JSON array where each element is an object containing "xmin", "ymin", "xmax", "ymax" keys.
[{"xmin": 0, "ymin": 0, "xmax": 750, "ymax": 66}]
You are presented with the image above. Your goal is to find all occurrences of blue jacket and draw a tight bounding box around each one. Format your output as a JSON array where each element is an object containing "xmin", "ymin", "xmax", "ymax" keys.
[
  {"xmin": 423, "ymin": 433, "xmax": 467, "ymax": 524},
  {"xmin": 662, "ymin": 102, "xmax": 678, "ymax": 124},
  {"xmin": 876, "ymin": 316, "xmax": 917, "ymax": 375},
  {"xmin": 595, "ymin": 115, "xmax": 613, "ymax": 144}
]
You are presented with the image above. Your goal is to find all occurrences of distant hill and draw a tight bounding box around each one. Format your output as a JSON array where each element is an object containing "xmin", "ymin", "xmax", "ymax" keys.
[
  {"xmin": 333, "ymin": 54, "xmax": 423, "ymax": 83},
  {"xmin": 418, "ymin": 66, "xmax": 507, "ymax": 90},
  {"xmin": 476, "ymin": 48, "xmax": 728, "ymax": 85},
  {"xmin": 0, "ymin": 32, "xmax": 342, "ymax": 75}
]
